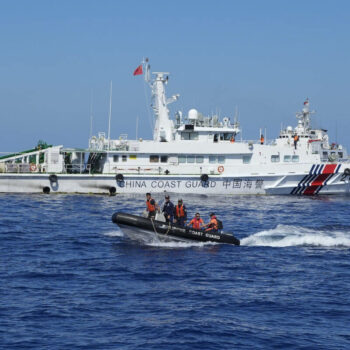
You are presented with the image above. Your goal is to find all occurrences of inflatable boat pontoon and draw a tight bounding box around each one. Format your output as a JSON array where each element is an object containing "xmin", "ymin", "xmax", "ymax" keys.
[{"xmin": 112, "ymin": 212, "xmax": 240, "ymax": 245}]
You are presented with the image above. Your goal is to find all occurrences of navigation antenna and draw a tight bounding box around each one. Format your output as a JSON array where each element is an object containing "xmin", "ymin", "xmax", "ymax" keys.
[
  {"xmin": 107, "ymin": 81, "xmax": 113, "ymax": 151},
  {"xmin": 89, "ymin": 88, "xmax": 94, "ymax": 145}
]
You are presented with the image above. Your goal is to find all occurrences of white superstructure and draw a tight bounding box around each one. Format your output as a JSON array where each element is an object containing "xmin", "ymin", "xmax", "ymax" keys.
[{"xmin": 1, "ymin": 62, "xmax": 350, "ymax": 195}]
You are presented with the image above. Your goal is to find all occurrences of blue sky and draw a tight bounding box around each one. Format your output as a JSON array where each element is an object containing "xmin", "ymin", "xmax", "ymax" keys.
[{"xmin": 1, "ymin": 0, "xmax": 350, "ymax": 152}]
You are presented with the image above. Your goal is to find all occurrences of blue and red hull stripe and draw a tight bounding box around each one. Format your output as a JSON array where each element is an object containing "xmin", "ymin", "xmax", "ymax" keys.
[{"xmin": 291, "ymin": 164, "xmax": 341, "ymax": 195}]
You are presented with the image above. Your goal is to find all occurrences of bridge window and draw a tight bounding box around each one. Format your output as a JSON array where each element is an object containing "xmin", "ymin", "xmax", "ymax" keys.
[
  {"xmin": 160, "ymin": 155, "xmax": 168, "ymax": 163},
  {"xmin": 243, "ymin": 155, "xmax": 251, "ymax": 164},
  {"xmin": 181, "ymin": 132, "xmax": 198, "ymax": 140},
  {"xmin": 150, "ymin": 155, "xmax": 159, "ymax": 163},
  {"xmin": 292, "ymin": 155, "xmax": 299, "ymax": 162},
  {"xmin": 218, "ymin": 156, "xmax": 225, "ymax": 163},
  {"xmin": 223, "ymin": 133, "xmax": 234, "ymax": 141},
  {"xmin": 187, "ymin": 155, "xmax": 195, "ymax": 163},
  {"xmin": 209, "ymin": 155, "xmax": 217, "ymax": 164},
  {"xmin": 284, "ymin": 155, "xmax": 291, "ymax": 162},
  {"xmin": 271, "ymin": 155, "xmax": 280, "ymax": 163},
  {"xmin": 196, "ymin": 156, "xmax": 204, "ymax": 163},
  {"xmin": 122, "ymin": 155, "xmax": 127, "ymax": 162},
  {"xmin": 209, "ymin": 155, "xmax": 225, "ymax": 164},
  {"xmin": 113, "ymin": 155, "xmax": 119, "ymax": 162},
  {"xmin": 178, "ymin": 156, "xmax": 186, "ymax": 163}
]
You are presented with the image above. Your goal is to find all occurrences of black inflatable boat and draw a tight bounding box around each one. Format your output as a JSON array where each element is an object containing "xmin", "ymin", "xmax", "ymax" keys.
[{"xmin": 112, "ymin": 212, "xmax": 240, "ymax": 246}]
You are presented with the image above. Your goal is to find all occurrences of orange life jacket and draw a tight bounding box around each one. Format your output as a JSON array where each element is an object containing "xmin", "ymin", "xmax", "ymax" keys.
[
  {"xmin": 176, "ymin": 205, "xmax": 185, "ymax": 218},
  {"xmin": 190, "ymin": 217, "xmax": 203, "ymax": 230},
  {"xmin": 230, "ymin": 137, "xmax": 235, "ymax": 143},
  {"xmin": 206, "ymin": 217, "xmax": 218, "ymax": 231},
  {"xmin": 294, "ymin": 135, "xmax": 299, "ymax": 142},
  {"xmin": 146, "ymin": 199, "xmax": 155, "ymax": 212},
  {"xmin": 260, "ymin": 136, "xmax": 264, "ymax": 144}
]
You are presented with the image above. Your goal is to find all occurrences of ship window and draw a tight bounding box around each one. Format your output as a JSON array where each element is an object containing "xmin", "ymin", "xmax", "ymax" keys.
[
  {"xmin": 213, "ymin": 134, "xmax": 218, "ymax": 143},
  {"xmin": 271, "ymin": 155, "xmax": 280, "ymax": 163},
  {"xmin": 178, "ymin": 156, "xmax": 186, "ymax": 163},
  {"xmin": 160, "ymin": 155, "xmax": 168, "ymax": 163},
  {"xmin": 209, "ymin": 156, "xmax": 217, "ymax": 164},
  {"xmin": 284, "ymin": 155, "xmax": 291, "ymax": 162},
  {"xmin": 181, "ymin": 132, "xmax": 190, "ymax": 140},
  {"xmin": 122, "ymin": 155, "xmax": 127, "ymax": 162},
  {"xmin": 218, "ymin": 156, "xmax": 225, "ymax": 163},
  {"xmin": 243, "ymin": 155, "xmax": 251, "ymax": 164},
  {"xmin": 292, "ymin": 155, "xmax": 299, "ymax": 162},
  {"xmin": 196, "ymin": 156, "xmax": 204, "ymax": 163},
  {"xmin": 187, "ymin": 155, "xmax": 195, "ymax": 163},
  {"xmin": 150, "ymin": 155, "xmax": 159, "ymax": 163},
  {"xmin": 224, "ymin": 133, "xmax": 233, "ymax": 141},
  {"xmin": 338, "ymin": 152, "xmax": 343, "ymax": 158},
  {"xmin": 129, "ymin": 155, "xmax": 137, "ymax": 160},
  {"xmin": 181, "ymin": 132, "xmax": 198, "ymax": 140},
  {"xmin": 323, "ymin": 152, "xmax": 328, "ymax": 158},
  {"xmin": 113, "ymin": 155, "xmax": 119, "ymax": 162}
]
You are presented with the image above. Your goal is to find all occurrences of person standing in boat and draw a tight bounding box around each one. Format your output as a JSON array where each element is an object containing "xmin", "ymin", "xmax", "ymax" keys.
[
  {"xmin": 174, "ymin": 199, "xmax": 187, "ymax": 227},
  {"xmin": 205, "ymin": 213, "xmax": 218, "ymax": 233},
  {"xmin": 188, "ymin": 213, "xmax": 204, "ymax": 230},
  {"xmin": 146, "ymin": 193, "xmax": 158, "ymax": 219},
  {"xmin": 162, "ymin": 195, "xmax": 174, "ymax": 223}
]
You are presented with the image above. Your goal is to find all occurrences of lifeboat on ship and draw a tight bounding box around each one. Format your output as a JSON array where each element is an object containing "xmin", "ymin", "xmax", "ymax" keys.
[{"xmin": 111, "ymin": 212, "xmax": 240, "ymax": 246}]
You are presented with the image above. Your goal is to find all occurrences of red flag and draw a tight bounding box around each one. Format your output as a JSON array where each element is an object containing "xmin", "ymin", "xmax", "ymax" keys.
[{"xmin": 133, "ymin": 64, "xmax": 143, "ymax": 76}]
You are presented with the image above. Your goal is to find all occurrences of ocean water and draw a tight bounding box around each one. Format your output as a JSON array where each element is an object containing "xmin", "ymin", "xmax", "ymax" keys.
[{"xmin": 1, "ymin": 193, "xmax": 350, "ymax": 350}]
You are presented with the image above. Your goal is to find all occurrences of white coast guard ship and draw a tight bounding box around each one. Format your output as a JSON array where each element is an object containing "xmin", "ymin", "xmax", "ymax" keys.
[{"xmin": 1, "ymin": 61, "xmax": 350, "ymax": 195}]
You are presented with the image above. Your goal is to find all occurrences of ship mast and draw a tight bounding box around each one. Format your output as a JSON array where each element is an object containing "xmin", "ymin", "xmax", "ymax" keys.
[
  {"xmin": 296, "ymin": 98, "xmax": 315, "ymax": 132},
  {"xmin": 145, "ymin": 69, "xmax": 178, "ymax": 142}
]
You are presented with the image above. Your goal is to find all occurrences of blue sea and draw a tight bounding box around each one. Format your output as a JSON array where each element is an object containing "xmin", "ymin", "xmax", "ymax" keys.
[{"xmin": 1, "ymin": 193, "xmax": 350, "ymax": 350}]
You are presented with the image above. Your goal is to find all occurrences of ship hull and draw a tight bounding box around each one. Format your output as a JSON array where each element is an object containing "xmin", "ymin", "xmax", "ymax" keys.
[{"xmin": 0, "ymin": 169, "xmax": 349, "ymax": 195}]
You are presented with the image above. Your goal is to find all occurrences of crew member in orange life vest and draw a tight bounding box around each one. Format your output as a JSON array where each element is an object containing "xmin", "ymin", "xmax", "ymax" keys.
[
  {"xmin": 188, "ymin": 213, "xmax": 204, "ymax": 230},
  {"xmin": 293, "ymin": 134, "xmax": 299, "ymax": 150},
  {"xmin": 260, "ymin": 134, "xmax": 264, "ymax": 145},
  {"xmin": 205, "ymin": 213, "xmax": 218, "ymax": 232},
  {"xmin": 146, "ymin": 192, "xmax": 158, "ymax": 219},
  {"xmin": 174, "ymin": 199, "xmax": 187, "ymax": 227}
]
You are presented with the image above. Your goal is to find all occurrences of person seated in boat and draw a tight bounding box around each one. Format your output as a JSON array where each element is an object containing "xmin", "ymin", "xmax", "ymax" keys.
[
  {"xmin": 162, "ymin": 195, "xmax": 174, "ymax": 223},
  {"xmin": 174, "ymin": 199, "xmax": 187, "ymax": 227},
  {"xmin": 146, "ymin": 192, "xmax": 158, "ymax": 219},
  {"xmin": 188, "ymin": 213, "xmax": 204, "ymax": 230},
  {"xmin": 205, "ymin": 213, "xmax": 218, "ymax": 233}
]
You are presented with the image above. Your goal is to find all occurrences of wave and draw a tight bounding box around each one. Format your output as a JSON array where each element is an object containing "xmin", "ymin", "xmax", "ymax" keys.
[
  {"xmin": 241, "ymin": 224, "xmax": 350, "ymax": 248},
  {"xmin": 103, "ymin": 230, "xmax": 124, "ymax": 237}
]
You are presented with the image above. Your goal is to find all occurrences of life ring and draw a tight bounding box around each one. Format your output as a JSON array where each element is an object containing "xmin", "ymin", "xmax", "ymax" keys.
[
  {"xmin": 30, "ymin": 164, "xmax": 37, "ymax": 172},
  {"xmin": 218, "ymin": 166, "xmax": 224, "ymax": 173}
]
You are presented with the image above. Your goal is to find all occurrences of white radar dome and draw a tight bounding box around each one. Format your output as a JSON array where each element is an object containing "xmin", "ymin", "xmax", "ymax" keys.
[
  {"xmin": 188, "ymin": 109, "xmax": 199, "ymax": 120},
  {"xmin": 287, "ymin": 126, "xmax": 293, "ymax": 132}
]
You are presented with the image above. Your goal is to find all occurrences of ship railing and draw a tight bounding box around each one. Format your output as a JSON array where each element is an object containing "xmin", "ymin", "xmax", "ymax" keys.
[{"xmin": 63, "ymin": 164, "xmax": 90, "ymax": 174}]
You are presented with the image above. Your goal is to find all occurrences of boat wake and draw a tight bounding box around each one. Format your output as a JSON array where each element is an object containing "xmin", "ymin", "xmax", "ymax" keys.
[
  {"xmin": 103, "ymin": 230, "xmax": 124, "ymax": 237},
  {"xmin": 241, "ymin": 224, "xmax": 350, "ymax": 248}
]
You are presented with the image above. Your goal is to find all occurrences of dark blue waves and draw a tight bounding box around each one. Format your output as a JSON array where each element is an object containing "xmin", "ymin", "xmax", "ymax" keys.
[{"xmin": 1, "ymin": 194, "xmax": 350, "ymax": 350}]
